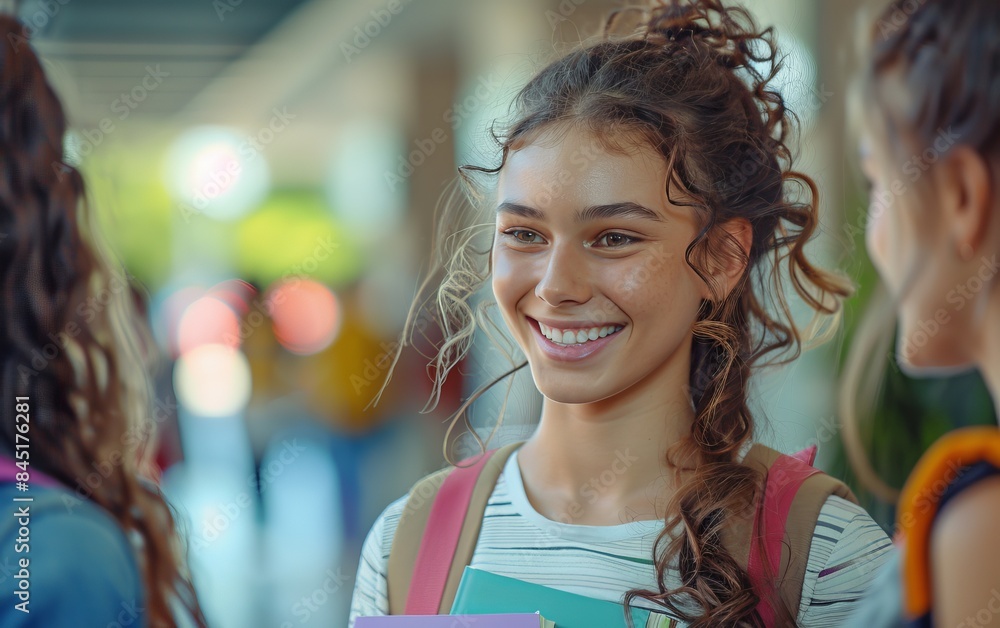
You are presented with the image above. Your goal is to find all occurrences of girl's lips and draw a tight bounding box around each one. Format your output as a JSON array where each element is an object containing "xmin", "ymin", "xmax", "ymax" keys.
[{"xmin": 527, "ymin": 317, "xmax": 624, "ymax": 362}]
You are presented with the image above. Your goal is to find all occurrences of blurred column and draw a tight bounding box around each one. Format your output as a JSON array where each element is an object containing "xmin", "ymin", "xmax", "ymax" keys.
[
  {"xmin": 402, "ymin": 39, "xmax": 466, "ymax": 453},
  {"xmin": 407, "ymin": 43, "xmax": 459, "ymax": 250}
]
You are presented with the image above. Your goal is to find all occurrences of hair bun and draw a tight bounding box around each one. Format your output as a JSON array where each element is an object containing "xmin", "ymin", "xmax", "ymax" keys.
[{"xmin": 641, "ymin": 1, "xmax": 717, "ymax": 47}]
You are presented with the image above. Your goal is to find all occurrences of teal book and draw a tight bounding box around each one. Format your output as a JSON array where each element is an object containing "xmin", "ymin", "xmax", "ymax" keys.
[{"xmin": 449, "ymin": 566, "xmax": 677, "ymax": 628}]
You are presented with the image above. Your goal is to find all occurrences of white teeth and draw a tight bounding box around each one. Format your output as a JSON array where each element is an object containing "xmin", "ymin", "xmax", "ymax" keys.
[{"xmin": 537, "ymin": 321, "xmax": 623, "ymax": 345}]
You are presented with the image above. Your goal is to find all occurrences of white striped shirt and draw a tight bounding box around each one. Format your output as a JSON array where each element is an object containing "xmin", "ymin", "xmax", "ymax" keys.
[{"xmin": 349, "ymin": 449, "xmax": 894, "ymax": 626}]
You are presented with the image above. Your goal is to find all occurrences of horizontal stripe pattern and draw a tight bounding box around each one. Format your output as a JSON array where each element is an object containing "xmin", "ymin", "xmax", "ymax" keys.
[{"xmin": 349, "ymin": 450, "xmax": 893, "ymax": 627}]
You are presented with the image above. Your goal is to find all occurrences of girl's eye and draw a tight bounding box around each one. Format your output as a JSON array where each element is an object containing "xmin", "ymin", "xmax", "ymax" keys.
[
  {"xmin": 502, "ymin": 229, "xmax": 543, "ymax": 245},
  {"xmin": 593, "ymin": 232, "xmax": 636, "ymax": 248}
]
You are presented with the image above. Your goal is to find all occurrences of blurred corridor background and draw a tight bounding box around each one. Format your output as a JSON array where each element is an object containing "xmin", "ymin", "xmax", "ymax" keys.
[{"xmin": 16, "ymin": 0, "xmax": 996, "ymax": 625}]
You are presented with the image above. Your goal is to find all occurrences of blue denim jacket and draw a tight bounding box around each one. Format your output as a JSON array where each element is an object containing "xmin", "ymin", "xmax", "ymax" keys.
[{"xmin": 0, "ymin": 481, "xmax": 147, "ymax": 628}]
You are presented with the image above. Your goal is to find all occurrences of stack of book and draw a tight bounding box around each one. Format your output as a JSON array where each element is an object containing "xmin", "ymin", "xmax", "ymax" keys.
[{"xmin": 355, "ymin": 567, "xmax": 677, "ymax": 627}]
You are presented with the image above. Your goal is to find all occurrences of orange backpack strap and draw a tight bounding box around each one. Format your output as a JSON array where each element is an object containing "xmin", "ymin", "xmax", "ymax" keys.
[
  {"xmin": 386, "ymin": 441, "xmax": 524, "ymax": 615},
  {"xmin": 897, "ymin": 426, "xmax": 1000, "ymax": 622},
  {"xmin": 743, "ymin": 443, "xmax": 859, "ymax": 623}
]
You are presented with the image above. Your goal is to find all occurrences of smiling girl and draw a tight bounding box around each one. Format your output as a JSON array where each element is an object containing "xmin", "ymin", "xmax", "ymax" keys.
[{"xmin": 350, "ymin": 1, "xmax": 891, "ymax": 626}]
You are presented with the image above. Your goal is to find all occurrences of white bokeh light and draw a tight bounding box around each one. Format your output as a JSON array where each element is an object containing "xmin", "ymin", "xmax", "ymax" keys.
[
  {"xmin": 174, "ymin": 344, "xmax": 252, "ymax": 417},
  {"xmin": 165, "ymin": 126, "xmax": 270, "ymax": 221}
]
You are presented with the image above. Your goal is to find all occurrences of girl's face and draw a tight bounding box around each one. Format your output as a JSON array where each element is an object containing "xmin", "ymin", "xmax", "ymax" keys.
[
  {"xmin": 491, "ymin": 124, "xmax": 712, "ymax": 405},
  {"xmin": 861, "ymin": 141, "xmax": 977, "ymax": 372}
]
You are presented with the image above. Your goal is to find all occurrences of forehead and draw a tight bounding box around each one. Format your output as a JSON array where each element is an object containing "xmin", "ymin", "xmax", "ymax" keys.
[{"xmin": 497, "ymin": 124, "xmax": 669, "ymax": 208}]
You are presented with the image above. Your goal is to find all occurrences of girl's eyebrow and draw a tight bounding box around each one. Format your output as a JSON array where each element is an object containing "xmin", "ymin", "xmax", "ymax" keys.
[{"xmin": 496, "ymin": 201, "xmax": 663, "ymax": 222}]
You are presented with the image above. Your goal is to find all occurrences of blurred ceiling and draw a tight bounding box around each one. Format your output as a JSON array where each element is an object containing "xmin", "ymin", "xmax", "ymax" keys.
[
  {"xmin": 27, "ymin": 0, "xmax": 312, "ymax": 123},
  {"xmin": 22, "ymin": 0, "xmax": 447, "ymax": 184}
]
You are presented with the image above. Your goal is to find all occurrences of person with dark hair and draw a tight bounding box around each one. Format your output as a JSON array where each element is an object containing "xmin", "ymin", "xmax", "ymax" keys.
[
  {"xmin": 843, "ymin": 1, "xmax": 1000, "ymax": 626},
  {"xmin": 350, "ymin": 1, "xmax": 892, "ymax": 626},
  {"xmin": 0, "ymin": 16, "xmax": 207, "ymax": 628}
]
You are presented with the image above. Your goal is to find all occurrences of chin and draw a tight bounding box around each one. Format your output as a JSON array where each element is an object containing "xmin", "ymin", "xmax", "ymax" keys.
[
  {"xmin": 896, "ymin": 355, "xmax": 978, "ymax": 379},
  {"xmin": 895, "ymin": 331, "xmax": 977, "ymax": 378},
  {"xmin": 532, "ymin": 376, "xmax": 615, "ymax": 405},
  {"xmin": 535, "ymin": 385, "xmax": 601, "ymax": 405}
]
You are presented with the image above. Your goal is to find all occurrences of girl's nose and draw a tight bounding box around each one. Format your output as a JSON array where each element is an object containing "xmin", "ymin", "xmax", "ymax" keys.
[{"xmin": 534, "ymin": 243, "xmax": 592, "ymax": 306}]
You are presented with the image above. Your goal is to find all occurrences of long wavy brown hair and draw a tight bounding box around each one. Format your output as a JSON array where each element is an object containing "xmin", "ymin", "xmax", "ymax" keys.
[
  {"xmin": 841, "ymin": 0, "xmax": 1000, "ymax": 505},
  {"xmin": 379, "ymin": 0, "xmax": 851, "ymax": 625},
  {"xmin": 0, "ymin": 16, "xmax": 207, "ymax": 628}
]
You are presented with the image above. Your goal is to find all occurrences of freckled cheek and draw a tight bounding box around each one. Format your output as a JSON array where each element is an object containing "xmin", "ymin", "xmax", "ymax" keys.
[
  {"xmin": 608, "ymin": 263, "xmax": 682, "ymax": 313},
  {"xmin": 491, "ymin": 250, "xmax": 534, "ymax": 316},
  {"xmin": 615, "ymin": 267, "xmax": 647, "ymax": 297}
]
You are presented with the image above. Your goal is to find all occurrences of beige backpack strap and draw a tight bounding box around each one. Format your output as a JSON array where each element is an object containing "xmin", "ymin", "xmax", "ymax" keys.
[
  {"xmin": 385, "ymin": 441, "xmax": 525, "ymax": 615},
  {"xmin": 741, "ymin": 443, "xmax": 859, "ymax": 619},
  {"xmin": 779, "ymin": 473, "xmax": 858, "ymax": 618}
]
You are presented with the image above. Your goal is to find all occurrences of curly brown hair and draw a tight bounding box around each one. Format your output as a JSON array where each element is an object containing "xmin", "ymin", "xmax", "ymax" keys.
[
  {"xmin": 381, "ymin": 0, "xmax": 851, "ymax": 625},
  {"xmin": 0, "ymin": 16, "xmax": 206, "ymax": 628}
]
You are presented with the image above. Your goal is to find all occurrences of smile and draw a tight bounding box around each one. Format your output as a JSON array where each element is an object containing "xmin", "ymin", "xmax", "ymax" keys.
[{"xmin": 537, "ymin": 321, "xmax": 624, "ymax": 345}]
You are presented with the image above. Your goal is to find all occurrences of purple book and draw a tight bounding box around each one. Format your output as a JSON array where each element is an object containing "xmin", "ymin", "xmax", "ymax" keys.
[{"xmin": 355, "ymin": 613, "xmax": 551, "ymax": 627}]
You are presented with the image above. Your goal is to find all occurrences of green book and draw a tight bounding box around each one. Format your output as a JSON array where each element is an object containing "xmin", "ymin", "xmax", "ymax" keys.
[{"xmin": 450, "ymin": 567, "xmax": 677, "ymax": 628}]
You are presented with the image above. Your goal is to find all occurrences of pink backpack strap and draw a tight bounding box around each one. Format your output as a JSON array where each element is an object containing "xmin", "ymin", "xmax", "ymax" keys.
[
  {"xmin": 404, "ymin": 448, "xmax": 499, "ymax": 615},
  {"xmin": 0, "ymin": 455, "xmax": 62, "ymax": 489},
  {"xmin": 790, "ymin": 444, "xmax": 817, "ymax": 466},
  {"xmin": 748, "ymin": 446, "xmax": 822, "ymax": 625}
]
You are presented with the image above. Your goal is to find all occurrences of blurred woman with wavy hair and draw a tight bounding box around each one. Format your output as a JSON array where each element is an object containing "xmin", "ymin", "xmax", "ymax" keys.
[
  {"xmin": 843, "ymin": 1, "xmax": 1000, "ymax": 626},
  {"xmin": 0, "ymin": 15, "xmax": 206, "ymax": 628},
  {"xmin": 350, "ymin": 1, "xmax": 892, "ymax": 626}
]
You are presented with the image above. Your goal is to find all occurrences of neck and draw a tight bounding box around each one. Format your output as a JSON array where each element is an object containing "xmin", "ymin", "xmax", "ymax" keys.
[
  {"xmin": 977, "ymin": 284, "xmax": 1000, "ymax": 422},
  {"xmin": 516, "ymin": 345, "xmax": 696, "ymax": 524}
]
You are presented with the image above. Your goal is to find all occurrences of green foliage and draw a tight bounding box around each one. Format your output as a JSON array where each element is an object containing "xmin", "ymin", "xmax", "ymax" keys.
[
  {"xmin": 84, "ymin": 151, "xmax": 174, "ymax": 287},
  {"xmin": 233, "ymin": 189, "xmax": 364, "ymax": 287}
]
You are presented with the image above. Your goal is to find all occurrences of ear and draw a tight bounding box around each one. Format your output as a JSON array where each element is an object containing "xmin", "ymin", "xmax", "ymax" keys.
[
  {"xmin": 707, "ymin": 217, "xmax": 752, "ymax": 300},
  {"xmin": 938, "ymin": 145, "xmax": 992, "ymax": 258}
]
